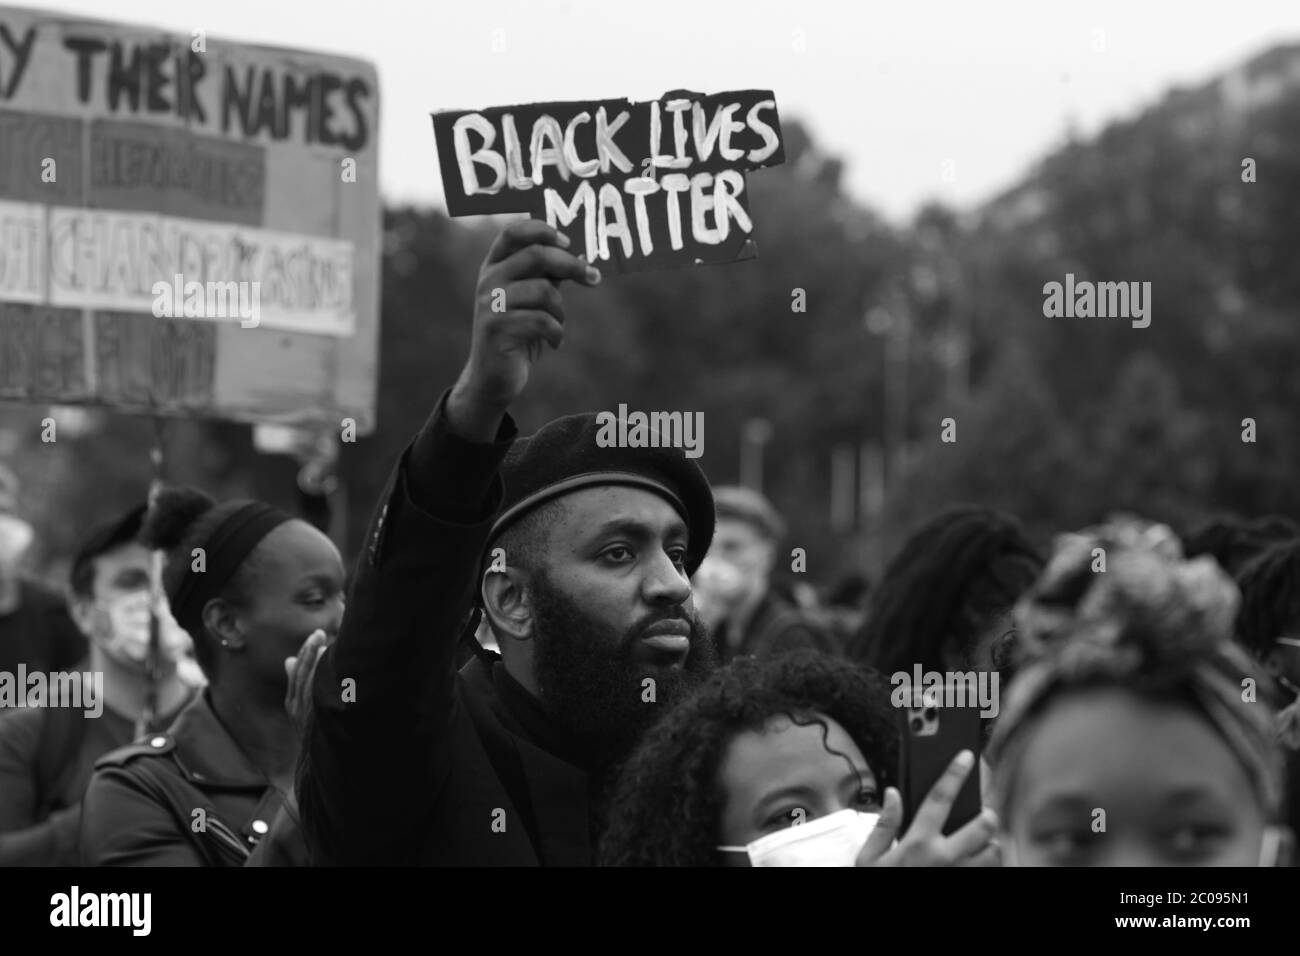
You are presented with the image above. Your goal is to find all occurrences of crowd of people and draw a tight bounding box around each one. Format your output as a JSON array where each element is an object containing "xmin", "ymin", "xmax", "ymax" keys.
[{"xmin": 2, "ymin": 221, "xmax": 1298, "ymax": 867}]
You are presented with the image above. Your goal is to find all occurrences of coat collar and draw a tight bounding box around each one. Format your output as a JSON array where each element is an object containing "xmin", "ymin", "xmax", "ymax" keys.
[
  {"xmin": 460, "ymin": 655, "xmax": 594, "ymax": 865},
  {"xmin": 166, "ymin": 690, "xmax": 272, "ymax": 790}
]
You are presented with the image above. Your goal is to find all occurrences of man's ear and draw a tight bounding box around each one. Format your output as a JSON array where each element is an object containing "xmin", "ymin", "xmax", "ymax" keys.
[
  {"xmin": 202, "ymin": 598, "xmax": 245, "ymax": 650},
  {"xmin": 482, "ymin": 567, "xmax": 534, "ymax": 643},
  {"xmin": 67, "ymin": 594, "xmax": 97, "ymax": 638}
]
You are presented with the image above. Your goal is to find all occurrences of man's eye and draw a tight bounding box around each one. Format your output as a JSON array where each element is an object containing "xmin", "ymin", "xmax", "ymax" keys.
[
  {"xmin": 668, "ymin": 548, "xmax": 688, "ymax": 567},
  {"xmin": 603, "ymin": 546, "xmax": 633, "ymax": 562}
]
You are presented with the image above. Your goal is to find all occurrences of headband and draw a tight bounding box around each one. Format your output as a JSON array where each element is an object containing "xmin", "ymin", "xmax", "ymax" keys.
[{"xmin": 170, "ymin": 500, "xmax": 293, "ymax": 636}]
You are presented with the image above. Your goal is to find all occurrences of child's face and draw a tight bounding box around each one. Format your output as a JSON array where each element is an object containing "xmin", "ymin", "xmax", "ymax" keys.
[
  {"xmin": 715, "ymin": 713, "xmax": 878, "ymax": 865},
  {"xmin": 1001, "ymin": 688, "xmax": 1270, "ymax": 866}
]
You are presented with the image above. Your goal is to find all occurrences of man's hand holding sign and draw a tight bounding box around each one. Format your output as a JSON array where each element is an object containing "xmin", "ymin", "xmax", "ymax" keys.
[
  {"xmin": 433, "ymin": 90, "xmax": 785, "ymax": 274},
  {"xmin": 450, "ymin": 221, "xmax": 600, "ymax": 442}
]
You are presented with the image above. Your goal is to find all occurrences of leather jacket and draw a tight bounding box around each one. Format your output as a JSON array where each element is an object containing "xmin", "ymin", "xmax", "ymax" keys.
[{"xmin": 79, "ymin": 690, "xmax": 305, "ymax": 866}]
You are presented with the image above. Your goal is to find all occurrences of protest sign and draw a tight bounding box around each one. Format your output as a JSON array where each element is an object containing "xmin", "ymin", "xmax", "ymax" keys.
[
  {"xmin": 0, "ymin": 5, "xmax": 381, "ymax": 433},
  {"xmin": 432, "ymin": 89, "xmax": 784, "ymax": 273}
]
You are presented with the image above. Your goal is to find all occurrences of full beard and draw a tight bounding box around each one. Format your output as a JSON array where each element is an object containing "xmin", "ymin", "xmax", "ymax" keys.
[{"xmin": 529, "ymin": 571, "xmax": 719, "ymax": 773}]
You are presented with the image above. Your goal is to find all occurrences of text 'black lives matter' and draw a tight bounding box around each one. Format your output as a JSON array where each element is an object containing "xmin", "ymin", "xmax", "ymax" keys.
[{"xmin": 431, "ymin": 90, "xmax": 785, "ymax": 274}]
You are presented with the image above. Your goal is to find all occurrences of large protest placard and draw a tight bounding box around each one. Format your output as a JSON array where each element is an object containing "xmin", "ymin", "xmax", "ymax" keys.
[
  {"xmin": 0, "ymin": 5, "xmax": 381, "ymax": 433},
  {"xmin": 432, "ymin": 90, "xmax": 784, "ymax": 273}
]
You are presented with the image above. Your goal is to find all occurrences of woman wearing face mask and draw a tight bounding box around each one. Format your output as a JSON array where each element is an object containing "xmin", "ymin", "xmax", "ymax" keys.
[
  {"xmin": 79, "ymin": 487, "xmax": 346, "ymax": 866},
  {"xmin": 597, "ymin": 650, "xmax": 999, "ymax": 866},
  {"xmin": 987, "ymin": 518, "xmax": 1290, "ymax": 867}
]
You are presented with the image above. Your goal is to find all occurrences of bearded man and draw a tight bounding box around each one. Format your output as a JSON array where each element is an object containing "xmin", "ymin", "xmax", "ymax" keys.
[{"xmin": 299, "ymin": 220, "xmax": 717, "ymax": 865}]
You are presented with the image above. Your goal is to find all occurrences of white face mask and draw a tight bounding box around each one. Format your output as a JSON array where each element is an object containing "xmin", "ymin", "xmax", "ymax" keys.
[
  {"xmin": 95, "ymin": 590, "xmax": 192, "ymax": 667},
  {"xmin": 0, "ymin": 514, "xmax": 33, "ymax": 571},
  {"xmin": 717, "ymin": 809, "xmax": 880, "ymax": 867},
  {"xmin": 694, "ymin": 557, "xmax": 748, "ymax": 599}
]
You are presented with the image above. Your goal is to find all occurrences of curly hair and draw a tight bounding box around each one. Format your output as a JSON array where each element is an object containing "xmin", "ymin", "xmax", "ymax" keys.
[
  {"xmin": 596, "ymin": 650, "xmax": 897, "ymax": 866},
  {"xmin": 846, "ymin": 506, "xmax": 1042, "ymax": 677}
]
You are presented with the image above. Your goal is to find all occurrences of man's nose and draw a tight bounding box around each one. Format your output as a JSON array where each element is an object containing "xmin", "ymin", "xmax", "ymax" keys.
[{"xmin": 643, "ymin": 550, "xmax": 692, "ymax": 606}]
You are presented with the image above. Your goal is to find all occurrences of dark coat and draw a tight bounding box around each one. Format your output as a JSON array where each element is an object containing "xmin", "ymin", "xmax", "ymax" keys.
[
  {"xmin": 716, "ymin": 590, "xmax": 840, "ymax": 663},
  {"xmin": 0, "ymin": 689, "xmax": 193, "ymax": 866},
  {"xmin": 79, "ymin": 691, "xmax": 305, "ymax": 866},
  {"xmin": 299, "ymin": 394, "xmax": 597, "ymax": 866}
]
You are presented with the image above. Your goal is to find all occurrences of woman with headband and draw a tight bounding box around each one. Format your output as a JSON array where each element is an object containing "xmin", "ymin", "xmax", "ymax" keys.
[
  {"xmin": 987, "ymin": 517, "xmax": 1290, "ymax": 866},
  {"xmin": 79, "ymin": 487, "xmax": 346, "ymax": 866}
]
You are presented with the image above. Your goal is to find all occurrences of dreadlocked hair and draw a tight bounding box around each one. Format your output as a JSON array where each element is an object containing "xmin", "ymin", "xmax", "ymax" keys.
[
  {"xmin": 1183, "ymin": 514, "xmax": 1299, "ymax": 578},
  {"xmin": 1235, "ymin": 539, "xmax": 1300, "ymax": 660},
  {"xmin": 595, "ymin": 650, "xmax": 897, "ymax": 867},
  {"xmin": 846, "ymin": 506, "xmax": 1042, "ymax": 676}
]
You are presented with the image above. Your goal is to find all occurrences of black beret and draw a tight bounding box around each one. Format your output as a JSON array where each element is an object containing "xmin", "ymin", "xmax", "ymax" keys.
[
  {"xmin": 69, "ymin": 503, "xmax": 148, "ymax": 594},
  {"xmin": 490, "ymin": 412, "xmax": 714, "ymax": 574}
]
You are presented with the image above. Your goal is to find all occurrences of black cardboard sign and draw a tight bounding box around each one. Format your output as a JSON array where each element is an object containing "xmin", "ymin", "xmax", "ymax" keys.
[{"xmin": 432, "ymin": 89, "xmax": 785, "ymax": 273}]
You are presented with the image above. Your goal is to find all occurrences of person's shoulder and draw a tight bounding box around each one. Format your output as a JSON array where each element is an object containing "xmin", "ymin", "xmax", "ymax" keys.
[
  {"xmin": 20, "ymin": 580, "xmax": 78, "ymax": 628},
  {"xmin": 93, "ymin": 733, "xmax": 177, "ymax": 772},
  {"xmin": 0, "ymin": 704, "xmax": 47, "ymax": 750},
  {"xmin": 755, "ymin": 593, "xmax": 846, "ymax": 655}
]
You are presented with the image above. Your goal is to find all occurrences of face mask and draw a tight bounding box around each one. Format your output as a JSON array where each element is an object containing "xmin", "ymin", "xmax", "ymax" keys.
[
  {"xmin": 0, "ymin": 514, "xmax": 33, "ymax": 571},
  {"xmin": 694, "ymin": 556, "xmax": 748, "ymax": 599},
  {"xmin": 95, "ymin": 590, "xmax": 192, "ymax": 666},
  {"xmin": 717, "ymin": 809, "xmax": 881, "ymax": 867}
]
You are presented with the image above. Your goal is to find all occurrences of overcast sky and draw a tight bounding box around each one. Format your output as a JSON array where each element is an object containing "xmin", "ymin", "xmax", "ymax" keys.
[{"xmin": 29, "ymin": 0, "xmax": 1300, "ymax": 224}]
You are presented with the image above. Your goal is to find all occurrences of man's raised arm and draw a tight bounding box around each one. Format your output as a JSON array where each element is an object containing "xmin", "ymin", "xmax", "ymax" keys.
[{"xmin": 298, "ymin": 221, "xmax": 598, "ymax": 864}]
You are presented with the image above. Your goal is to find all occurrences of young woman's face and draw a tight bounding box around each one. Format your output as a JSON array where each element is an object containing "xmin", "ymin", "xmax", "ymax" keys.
[
  {"xmin": 1001, "ymin": 688, "xmax": 1270, "ymax": 866},
  {"xmin": 233, "ymin": 520, "xmax": 346, "ymax": 689},
  {"xmin": 715, "ymin": 712, "xmax": 879, "ymax": 866}
]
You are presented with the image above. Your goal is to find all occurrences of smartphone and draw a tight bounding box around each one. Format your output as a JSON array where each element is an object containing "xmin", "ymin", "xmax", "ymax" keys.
[{"xmin": 897, "ymin": 683, "xmax": 983, "ymax": 837}]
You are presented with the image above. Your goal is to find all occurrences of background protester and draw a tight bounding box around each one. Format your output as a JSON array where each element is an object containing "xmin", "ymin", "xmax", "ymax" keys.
[
  {"xmin": 0, "ymin": 465, "xmax": 86, "ymax": 680},
  {"xmin": 299, "ymin": 221, "xmax": 715, "ymax": 866},
  {"xmin": 692, "ymin": 485, "xmax": 840, "ymax": 661},
  {"xmin": 988, "ymin": 518, "xmax": 1289, "ymax": 867},
  {"xmin": 0, "ymin": 505, "xmax": 195, "ymax": 866},
  {"xmin": 79, "ymin": 487, "xmax": 343, "ymax": 866},
  {"xmin": 825, "ymin": 572, "xmax": 872, "ymax": 624},
  {"xmin": 1182, "ymin": 514, "xmax": 1300, "ymax": 577},
  {"xmin": 1234, "ymin": 537, "xmax": 1300, "ymax": 852},
  {"xmin": 598, "ymin": 650, "xmax": 999, "ymax": 866},
  {"xmin": 847, "ymin": 506, "xmax": 1041, "ymax": 686},
  {"xmin": 1235, "ymin": 539, "xmax": 1300, "ymax": 717}
]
